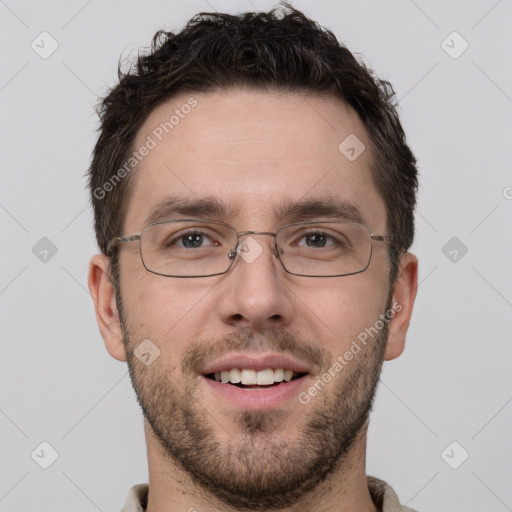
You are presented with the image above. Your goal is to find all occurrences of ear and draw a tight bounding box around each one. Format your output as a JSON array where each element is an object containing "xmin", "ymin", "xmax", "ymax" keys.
[
  {"xmin": 88, "ymin": 253, "xmax": 127, "ymax": 362},
  {"xmin": 384, "ymin": 252, "xmax": 418, "ymax": 361}
]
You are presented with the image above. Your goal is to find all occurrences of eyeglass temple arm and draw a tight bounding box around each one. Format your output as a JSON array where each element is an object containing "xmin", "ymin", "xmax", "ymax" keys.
[
  {"xmin": 371, "ymin": 234, "xmax": 396, "ymax": 243},
  {"xmin": 107, "ymin": 234, "xmax": 141, "ymax": 254}
]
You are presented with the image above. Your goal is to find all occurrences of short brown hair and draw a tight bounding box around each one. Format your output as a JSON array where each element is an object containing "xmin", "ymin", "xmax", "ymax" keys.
[{"xmin": 87, "ymin": 3, "xmax": 418, "ymax": 286}]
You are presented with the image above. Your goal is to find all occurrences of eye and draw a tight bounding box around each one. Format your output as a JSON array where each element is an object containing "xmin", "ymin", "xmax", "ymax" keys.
[
  {"xmin": 167, "ymin": 230, "xmax": 219, "ymax": 249},
  {"xmin": 296, "ymin": 232, "xmax": 340, "ymax": 248}
]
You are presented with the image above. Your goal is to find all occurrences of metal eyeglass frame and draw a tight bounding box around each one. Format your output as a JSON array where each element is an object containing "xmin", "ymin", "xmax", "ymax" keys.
[{"xmin": 106, "ymin": 219, "xmax": 396, "ymax": 278}]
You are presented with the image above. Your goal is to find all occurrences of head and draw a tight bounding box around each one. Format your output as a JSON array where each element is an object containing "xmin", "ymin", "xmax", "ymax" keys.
[{"xmin": 88, "ymin": 4, "xmax": 418, "ymax": 509}]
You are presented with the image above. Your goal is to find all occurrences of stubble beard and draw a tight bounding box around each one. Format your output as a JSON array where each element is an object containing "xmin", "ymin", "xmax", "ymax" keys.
[{"xmin": 118, "ymin": 291, "xmax": 389, "ymax": 510}]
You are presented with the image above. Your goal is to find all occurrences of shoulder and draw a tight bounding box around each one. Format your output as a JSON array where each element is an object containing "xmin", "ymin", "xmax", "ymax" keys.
[
  {"xmin": 367, "ymin": 476, "xmax": 418, "ymax": 512},
  {"xmin": 121, "ymin": 483, "xmax": 149, "ymax": 512}
]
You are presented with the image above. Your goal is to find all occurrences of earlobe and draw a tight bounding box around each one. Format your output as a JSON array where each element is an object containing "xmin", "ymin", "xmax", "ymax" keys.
[
  {"xmin": 384, "ymin": 253, "xmax": 418, "ymax": 361},
  {"xmin": 88, "ymin": 253, "xmax": 127, "ymax": 362}
]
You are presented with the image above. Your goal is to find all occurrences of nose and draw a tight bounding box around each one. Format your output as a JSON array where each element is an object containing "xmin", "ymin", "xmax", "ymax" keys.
[{"xmin": 216, "ymin": 233, "xmax": 295, "ymax": 332}]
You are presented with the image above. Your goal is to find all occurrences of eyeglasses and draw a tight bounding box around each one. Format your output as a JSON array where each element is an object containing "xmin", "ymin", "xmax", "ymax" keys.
[{"xmin": 107, "ymin": 219, "xmax": 395, "ymax": 278}]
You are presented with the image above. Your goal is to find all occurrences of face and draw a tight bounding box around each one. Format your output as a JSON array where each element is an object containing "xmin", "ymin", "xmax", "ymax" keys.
[{"xmin": 90, "ymin": 89, "xmax": 417, "ymax": 509}]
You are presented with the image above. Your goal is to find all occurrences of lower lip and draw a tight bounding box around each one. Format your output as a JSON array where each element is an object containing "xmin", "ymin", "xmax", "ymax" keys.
[{"xmin": 202, "ymin": 375, "xmax": 309, "ymax": 410}]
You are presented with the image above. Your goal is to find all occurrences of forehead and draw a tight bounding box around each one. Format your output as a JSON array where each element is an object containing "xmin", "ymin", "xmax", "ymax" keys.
[{"xmin": 123, "ymin": 89, "xmax": 386, "ymax": 233}]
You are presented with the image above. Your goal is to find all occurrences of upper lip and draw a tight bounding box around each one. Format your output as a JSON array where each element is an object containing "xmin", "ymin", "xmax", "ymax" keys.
[{"xmin": 201, "ymin": 353, "xmax": 311, "ymax": 375}]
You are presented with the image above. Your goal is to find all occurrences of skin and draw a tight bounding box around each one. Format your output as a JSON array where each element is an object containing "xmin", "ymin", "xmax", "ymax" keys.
[{"xmin": 88, "ymin": 89, "xmax": 418, "ymax": 512}]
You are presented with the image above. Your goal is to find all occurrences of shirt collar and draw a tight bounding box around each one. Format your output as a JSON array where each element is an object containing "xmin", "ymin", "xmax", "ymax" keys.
[{"xmin": 121, "ymin": 476, "xmax": 418, "ymax": 512}]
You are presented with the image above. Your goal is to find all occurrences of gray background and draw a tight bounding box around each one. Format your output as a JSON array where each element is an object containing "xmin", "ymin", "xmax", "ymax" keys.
[{"xmin": 1, "ymin": 0, "xmax": 511, "ymax": 510}]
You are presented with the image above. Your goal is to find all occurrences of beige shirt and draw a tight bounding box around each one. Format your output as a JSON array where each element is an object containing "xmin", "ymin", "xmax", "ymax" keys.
[{"xmin": 121, "ymin": 476, "xmax": 418, "ymax": 511}]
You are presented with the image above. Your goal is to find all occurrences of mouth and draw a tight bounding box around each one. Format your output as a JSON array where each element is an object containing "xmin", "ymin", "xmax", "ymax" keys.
[
  {"xmin": 200, "ymin": 353, "xmax": 313, "ymax": 408},
  {"xmin": 205, "ymin": 368, "xmax": 309, "ymax": 390}
]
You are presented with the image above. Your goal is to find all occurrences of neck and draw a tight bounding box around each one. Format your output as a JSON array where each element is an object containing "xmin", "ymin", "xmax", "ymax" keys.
[{"xmin": 143, "ymin": 420, "xmax": 378, "ymax": 512}]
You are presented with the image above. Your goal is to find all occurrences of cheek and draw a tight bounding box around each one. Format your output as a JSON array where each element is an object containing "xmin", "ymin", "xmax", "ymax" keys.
[
  {"xmin": 297, "ymin": 276, "xmax": 389, "ymax": 352},
  {"xmin": 122, "ymin": 273, "xmax": 209, "ymax": 349}
]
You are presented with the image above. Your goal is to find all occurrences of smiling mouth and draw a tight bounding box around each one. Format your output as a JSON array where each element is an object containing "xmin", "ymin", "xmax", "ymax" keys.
[{"xmin": 205, "ymin": 368, "xmax": 308, "ymax": 389}]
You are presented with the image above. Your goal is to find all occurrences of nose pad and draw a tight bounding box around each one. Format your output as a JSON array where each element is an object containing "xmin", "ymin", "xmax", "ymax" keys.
[{"xmin": 229, "ymin": 237, "xmax": 279, "ymax": 265}]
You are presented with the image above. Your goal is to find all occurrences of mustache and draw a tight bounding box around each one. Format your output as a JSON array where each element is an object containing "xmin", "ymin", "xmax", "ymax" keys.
[{"xmin": 182, "ymin": 328, "xmax": 332, "ymax": 375}]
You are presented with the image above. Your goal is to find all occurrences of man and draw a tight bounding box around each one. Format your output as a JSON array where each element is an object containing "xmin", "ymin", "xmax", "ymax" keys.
[{"xmin": 87, "ymin": 4, "xmax": 419, "ymax": 511}]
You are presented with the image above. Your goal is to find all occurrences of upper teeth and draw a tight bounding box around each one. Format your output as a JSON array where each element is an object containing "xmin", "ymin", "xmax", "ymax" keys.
[{"xmin": 213, "ymin": 368, "xmax": 295, "ymax": 385}]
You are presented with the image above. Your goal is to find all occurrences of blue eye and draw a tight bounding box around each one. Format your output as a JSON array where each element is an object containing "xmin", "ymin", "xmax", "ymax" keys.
[
  {"xmin": 167, "ymin": 230, "xmax": 219, "ymax": 249},
  {"xmin": 296, "ymin": 232, "xmax": 341, "ymax": 248},
  {"xmin": 302, "ymin": 233, "xmax": 332, "ymax": 247},
  {"xmin": 180, "ymin": 233, "xmax": 207, "ymax": 248}
]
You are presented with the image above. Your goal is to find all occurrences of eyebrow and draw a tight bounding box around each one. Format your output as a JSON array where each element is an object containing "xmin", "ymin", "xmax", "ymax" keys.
[
  {"xmin": 143, "ymin": 194, "xmax": 366, "ymax": 227},
  {"xmin": 274, "ymin": 196, "xmax": 365, "ymax": 225},
  {"xmin": 144, "ymin": 196, "xmax": 241, "ymax": 225}
]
